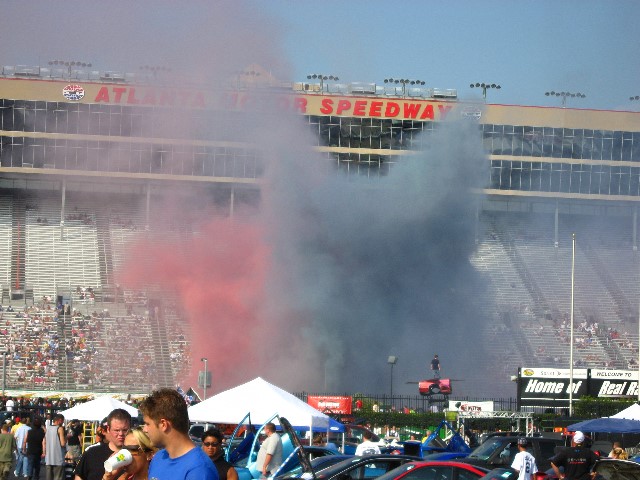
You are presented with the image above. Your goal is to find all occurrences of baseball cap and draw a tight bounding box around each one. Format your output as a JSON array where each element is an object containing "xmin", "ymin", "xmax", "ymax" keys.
[
  {"xmin": 573, "ymin": 431, "xmax": 585, "ymax": 444},
  {"xmin": 518, "ymin": 437, "xmax": 529, "ymax": 446}
]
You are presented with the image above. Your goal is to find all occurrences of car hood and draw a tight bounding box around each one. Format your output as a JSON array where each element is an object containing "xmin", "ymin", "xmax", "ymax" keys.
[{"xmin": 594, "ymin": 459, "xmax": 640, "ymax": 480}]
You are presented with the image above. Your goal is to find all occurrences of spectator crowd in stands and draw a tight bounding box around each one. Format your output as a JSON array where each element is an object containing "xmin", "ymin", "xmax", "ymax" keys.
[{"xmin": 0, "ymin": 291, "xmax": 189, "ymax": 392}]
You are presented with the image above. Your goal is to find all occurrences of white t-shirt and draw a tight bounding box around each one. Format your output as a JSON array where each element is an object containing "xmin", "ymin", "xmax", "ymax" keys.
[
  {"xmin": 256, "ymin": 433, "xmax": 283, "ymax": 474},
  {"xmin": 511, "ymin": 450, "xmax": 538, "ymax": 480},
  {"xmin": 5, "ymin": 399, "xmax": 14, "ymax": 412},
  {"xmin": 355, "ymin": 440, "xmax": 381, "ymax": 456}
]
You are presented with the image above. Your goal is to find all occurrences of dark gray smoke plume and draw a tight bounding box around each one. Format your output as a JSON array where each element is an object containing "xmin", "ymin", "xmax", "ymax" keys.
[{"xmin": 258, "ymin": 116, "xmax": 494, "ymax": 396}]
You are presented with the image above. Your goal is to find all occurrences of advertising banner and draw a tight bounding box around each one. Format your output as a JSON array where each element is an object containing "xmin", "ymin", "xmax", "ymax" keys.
[
  {"xmin": 307, "ymin": 395, "xmax": 352, "ymax": 415},
  {"xmin": 589, "ymin": 369, "xmax": 640, "ymax": 398},
  {"xmin": 448, "ymin": 401, "xmax": 494, "ymax": 413},
  {"xmin": 518, "ymin": 367, "xmax": 588, "ymax": 407}
]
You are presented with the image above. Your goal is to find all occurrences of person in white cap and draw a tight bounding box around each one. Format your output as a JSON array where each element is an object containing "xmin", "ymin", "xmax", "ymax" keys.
[
  {"xmin": 511, "ymin": 438, "xmax": 538, "ymax": 480},
  {"xmin": 551, "ymin": 431, "xmax": 597, "ymax": 480}
]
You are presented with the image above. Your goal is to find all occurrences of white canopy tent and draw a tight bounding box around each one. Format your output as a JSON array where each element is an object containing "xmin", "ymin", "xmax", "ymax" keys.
[
  {"xmin": 188, "ymin": 377, "xmax": 330, "ymax": 431},
  {"xmin": 611, "ymin": 403, "xmax": 640, "ymax": 420},
  {"xmin": 58, "ymin": 396, "xmax": 139, "ymax": 421}
]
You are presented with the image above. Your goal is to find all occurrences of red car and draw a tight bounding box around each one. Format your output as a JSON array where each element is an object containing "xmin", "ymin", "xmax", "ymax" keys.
[
  {"xmin": 419, "ymin": 378, "xmax": 452, "ymax": 396},
  {"xmin": 376, "ymin": 461, "xmax": 489, "ymax": 480}
]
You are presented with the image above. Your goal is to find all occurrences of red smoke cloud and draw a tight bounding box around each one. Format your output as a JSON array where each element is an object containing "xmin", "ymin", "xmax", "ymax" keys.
[{"xmin": 118, "ymin": 213, "xmax": 271, "ymax": 391}]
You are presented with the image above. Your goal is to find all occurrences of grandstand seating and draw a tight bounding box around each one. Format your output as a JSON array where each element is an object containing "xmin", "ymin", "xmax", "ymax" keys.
[
  {"xmin": 0, "ymin": 196, "xmax": 12, "ymax": 292},
  {"xmin": 2, "ymin": 188, "xmax": 640, "ymax": 394},
  {"xmin": 23, "ymin": 199, "xmax": 100, "ymax": 300},
  {"xmin": 0, "ymin": 191, "xmax": 194, "ymax": 392},
  {"xmin": 469, "ymin": 210, "xmax": 640, "ymax": 380}
]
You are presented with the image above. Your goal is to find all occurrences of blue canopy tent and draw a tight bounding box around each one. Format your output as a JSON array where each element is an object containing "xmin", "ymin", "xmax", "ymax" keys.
[
  {"xmin": 567, "ymin": 417, "xmax": 640, "ymax": 433},
  {"xmin": 296, "ymin": 417, "xmax": 345, "ymax": 433}
]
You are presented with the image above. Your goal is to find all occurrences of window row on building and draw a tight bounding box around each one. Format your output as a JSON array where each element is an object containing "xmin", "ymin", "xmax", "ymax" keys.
[
  {"xmin": 482, "ymin": 125, "xmax": 640, "ymax": 162},
  {"xmin": 305, "ymin": 115, "xmax": 640, "ymax": 162},
  {"xmin": 3, "ymin": 100, "xmax": 638, "ymax": 164},
  {"xmin": 306, "ymin": 115, "xmax": 436, "ymax": 150},
  {"xmin": 490, "ymin": 159, "xmax": 640, "ymax": 196},
  {"xmin": 0, "ymin": 99, "xmax": 254, "ymax": 143},
  {"xmin": 0, "ymin": 136, "xmax": 261, "ymax": 179}
]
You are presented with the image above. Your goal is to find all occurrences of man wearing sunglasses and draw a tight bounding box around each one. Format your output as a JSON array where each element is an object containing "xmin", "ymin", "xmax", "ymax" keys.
[
  {"xmin": 74, "ymin": 408, "xmax": 132, "ymax": 480},
  {"xmin": 202, "ymin": 429, "xmax": 238, "ymax": 480}
]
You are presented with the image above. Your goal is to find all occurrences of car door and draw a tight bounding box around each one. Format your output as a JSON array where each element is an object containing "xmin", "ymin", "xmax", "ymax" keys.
[{"xmin": 228, "ymin": 413, "xmax": 255, "ymax": 464}]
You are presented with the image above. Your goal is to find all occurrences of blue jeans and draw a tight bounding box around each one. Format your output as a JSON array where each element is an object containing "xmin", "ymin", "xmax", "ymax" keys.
[{"xmin": 15, "ymin": 450, "xmax": 28, "ymax": 476}]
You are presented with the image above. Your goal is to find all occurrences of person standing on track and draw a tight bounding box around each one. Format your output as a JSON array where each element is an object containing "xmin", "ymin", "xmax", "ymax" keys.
[{"xmin": 430, "ymin": 354, "xmax": 441, "ymax": 378}]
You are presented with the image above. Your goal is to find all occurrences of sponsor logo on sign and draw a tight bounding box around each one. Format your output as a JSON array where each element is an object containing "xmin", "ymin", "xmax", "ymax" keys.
[
  {"xmin": 63, "ymin": 85, "xmax": 85, "ymax": 101},
  {"xmin": 461, "ymin": 106, "xmax": 482, "ymax": 120},
  {"xmin": 523, "ymin": 369, "xmax": 534, "ymax": 376}
]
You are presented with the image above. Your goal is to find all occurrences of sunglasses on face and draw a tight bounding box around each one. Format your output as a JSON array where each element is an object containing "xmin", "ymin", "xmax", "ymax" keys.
[
  {"xmin": 202, "ymin": 442, "xmax": 221, "ymax": 447},
  {"xmin": 123, "ymin": 445, "xmax": 144, "ymax": 453}
]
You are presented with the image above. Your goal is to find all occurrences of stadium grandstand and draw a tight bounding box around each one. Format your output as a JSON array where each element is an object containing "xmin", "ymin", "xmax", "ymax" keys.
[{"xmin": 0, "ymin": 63, "xmax": 640, "ymax": 396}]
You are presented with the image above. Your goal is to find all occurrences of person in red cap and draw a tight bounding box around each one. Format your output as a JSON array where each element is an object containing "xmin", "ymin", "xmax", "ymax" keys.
[{"xmin": 10, "ymin": 417, "xmax": 22, "ymax": 435}]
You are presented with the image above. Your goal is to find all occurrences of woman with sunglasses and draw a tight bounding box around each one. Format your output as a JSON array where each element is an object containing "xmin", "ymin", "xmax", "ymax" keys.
[
  {"xmin": 201, "ymin": 429, "xmax": 238, "ymax": 480},
  {"xmin": 102, "ymin": 427, "xmax": 157, "ymax": 480}
]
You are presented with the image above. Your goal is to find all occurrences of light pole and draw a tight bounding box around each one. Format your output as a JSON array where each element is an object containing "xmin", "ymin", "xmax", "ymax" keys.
[
  {"xmin": 1, "ymin": 351, "xmax": 8, "ymax": 395},
  {"xmin": 201, "ymin": 357, "xmax": 208, "ymax": 400},
  {"xmin": 48, "ymin": 60, "xmax": 92, "ymax": 76},
  {"xmin": 637, "ymin": 269, "xmax": 640, "ymax": 402},
  {"xmin": 387, "ymin": 356, "xmax": 397, "ymax": 406},
  {"xmin": 139, "ymin": 65, "xmax": 172, "ymax": 79},
  {"xmin": 470, "ymin": 82, "xmax": 501, "ymax": 101},
  {"xmin": 306, "ymin": 74, "xmax": 339, "ymax": 94},
  {"xmin": 545, "ymin": 91, "xmax": 586, "ymax": 108},
  {"xmin": 235, "ymin": 70, "xmax": 260, "ymax": 89},
  {"xmin": 569, "ymin": 233, "xmax": 576, "ymax": 416},
  {"xmin": 383, "ymin": 78, "xmax": 425, "ymax": 98}
]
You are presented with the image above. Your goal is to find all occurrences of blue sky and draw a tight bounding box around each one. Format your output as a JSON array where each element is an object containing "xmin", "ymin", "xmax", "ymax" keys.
[
  {"xmin": 257, "ymin": 0, "xmax": 640, "ymax": 111},
  {"xmin": 1, "ymin": 0, "xmax": 636, "ymax": 111}
]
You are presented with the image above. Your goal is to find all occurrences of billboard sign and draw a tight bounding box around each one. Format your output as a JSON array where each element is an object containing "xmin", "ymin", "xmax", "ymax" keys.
[
  {"xmin": 307, "ymin": 395, "xmax": 352, "ymax": 415},
  {"xmin": 518, "ymin": 367, "xmax": 588, "ymax": 407},
  {"xmin": 590, "ymin": 369, "xmax": 639, "ymax": 398}
]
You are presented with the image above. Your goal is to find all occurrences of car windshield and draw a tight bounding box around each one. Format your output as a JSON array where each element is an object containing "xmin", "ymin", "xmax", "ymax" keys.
[
  {"xmin": 375, "ymin": 463, "xmax": 415, "ymax": 480},
  {"xmin": 468, "ymin": 439, "xmax": 506, "ymax": 460},
  {"xmin": 276, "ymin": 456, "xmax": 350, "ymax": 479},
  {"xmin": 478, "ymin": 468, "xmax": 518, "ymax": 480},
  {"xmin": 594, "ymin": 459, "xmax": 640, "ymax": 480}
]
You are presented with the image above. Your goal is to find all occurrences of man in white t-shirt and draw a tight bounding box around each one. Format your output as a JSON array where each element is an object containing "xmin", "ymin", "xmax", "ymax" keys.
[
  {"xmin": 256, "ymin": 423, "xmax": 283, "ymax": 477},
  {"xmin": 511, "ymin": 438, "xmax": 538, "ymax": 480},
  {"xmin": 354, "ymin": 431, "xmax": 381, "ymax": 456}
]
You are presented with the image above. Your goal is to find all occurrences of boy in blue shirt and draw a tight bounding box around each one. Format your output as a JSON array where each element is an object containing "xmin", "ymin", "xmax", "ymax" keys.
[{"xmin": 140, "ymin": 388, "xmax": 218, "ymax": 480}]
